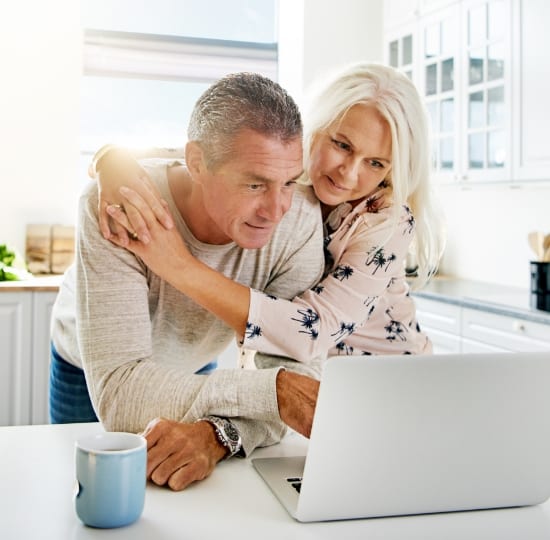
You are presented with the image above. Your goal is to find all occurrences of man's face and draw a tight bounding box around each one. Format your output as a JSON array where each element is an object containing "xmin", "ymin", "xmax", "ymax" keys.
[{"xmin": 196, "ymin": 129, "xmax": 303, "ymax": 249}]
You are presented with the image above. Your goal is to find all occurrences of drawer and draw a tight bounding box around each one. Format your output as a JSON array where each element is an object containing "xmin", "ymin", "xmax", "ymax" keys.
[
  {"xmin": 461, "ymin": 308, "xmax": 550, "ymax": 352},
  {"xmin": 414, "ymin": 297, "xmax": 461, "ymax": 334}
]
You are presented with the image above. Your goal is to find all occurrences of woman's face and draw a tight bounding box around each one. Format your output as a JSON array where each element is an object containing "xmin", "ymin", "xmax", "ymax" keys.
[{"xmin": 308, "ymin": 104, "xmax": 392, "ymax": 210}]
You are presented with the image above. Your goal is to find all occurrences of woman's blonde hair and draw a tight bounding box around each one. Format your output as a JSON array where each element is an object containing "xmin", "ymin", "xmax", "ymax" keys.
[{"xmin": 302, "ymin": 62, "xmax": 445, "ymax": 287}]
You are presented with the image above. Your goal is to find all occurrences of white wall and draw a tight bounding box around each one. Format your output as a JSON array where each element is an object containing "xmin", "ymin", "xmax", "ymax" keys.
[
  {"xmin": 279, "ymin": 0, "xmax": 384, "ymax": 107},
  {"xmin": 438, "ymin": 183, "xmax": 550, "ymax": 289},
  {"xmin": 0, "ymin": 1, "xmax": 82, "ymax": 258}
]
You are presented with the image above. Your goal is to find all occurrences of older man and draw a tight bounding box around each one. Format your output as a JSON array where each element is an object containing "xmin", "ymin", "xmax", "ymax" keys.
[{"xmin": 50, "ymin": 73, "xmax": 324, "ymax": 491}]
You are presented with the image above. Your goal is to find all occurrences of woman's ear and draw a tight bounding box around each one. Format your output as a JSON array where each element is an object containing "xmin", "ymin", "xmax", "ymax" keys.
[{"xmin": 185, "ymin": 141, "xmax": 206, "ymax": 180}]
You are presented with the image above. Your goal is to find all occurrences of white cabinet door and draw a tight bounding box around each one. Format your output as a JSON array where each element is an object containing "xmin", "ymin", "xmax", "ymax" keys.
[
  {"xmin": 512, "ymin": 0, "xmax": 550, "ymax": 180},
  {"xmin": 460, "ymin": 0, "xmax": 512, "ymax": 183},
  {"xmin": 0, "ymin": 293, "xmax": 32, "ymax": 425},
  {"xmin": 31, "ymin": 291, "xmax": 58, "ymax": 424},
  {"xmin": 425, "ymin": 326, "xmax": 462, "ymax": 353},
  {"xmin": 414, "ymin": 297, "xmax": 462, "ymax": 353},
  {"xmin": 415, "ymin": 295, "xmax": 550, "ymax": 353},
  {"xmin": 461, "ymin": 307, "xmax": 550, "ymax": 351},
  {"xmin": 418, "ymin": 3, "xmax": 461, "ymax": 184},
  {"xmin": 461, "ymin": 337, "xmax": 510, "ymax": 353},
  {"xmin": 385, "ymin": 21, "xmax": 418, "ymax": 83}
]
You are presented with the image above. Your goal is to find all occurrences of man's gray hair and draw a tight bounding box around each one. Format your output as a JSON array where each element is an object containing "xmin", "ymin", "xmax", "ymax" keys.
[{"xmin": 187, "ymin": 72, "xmax": 302, "ymax": 169}]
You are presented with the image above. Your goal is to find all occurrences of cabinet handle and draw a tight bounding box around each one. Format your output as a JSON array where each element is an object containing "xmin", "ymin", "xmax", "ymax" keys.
[{"xmin": 513, "ymin": 321, "xmax": 526, "ymax": 332}]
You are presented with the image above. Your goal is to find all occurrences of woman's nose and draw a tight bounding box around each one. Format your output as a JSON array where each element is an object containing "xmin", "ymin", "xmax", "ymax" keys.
[{"xmin": 338, "ymin": 158, "xmax": 361, "ymax": 183}]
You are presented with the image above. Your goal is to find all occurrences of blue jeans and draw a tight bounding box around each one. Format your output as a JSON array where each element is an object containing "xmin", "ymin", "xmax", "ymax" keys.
[
  {"xmin": 49, "ymin": 342, "xmax": 98, "ymax": 424},
  {"xmin": 49, "ymin": 342, "xmax": 218, "ymax": 423}
]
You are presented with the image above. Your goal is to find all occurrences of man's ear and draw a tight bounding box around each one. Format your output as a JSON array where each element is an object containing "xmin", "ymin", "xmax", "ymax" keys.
[{"xmin": 185, "ymin": 141, "xmax": 206, "ymax": 180}]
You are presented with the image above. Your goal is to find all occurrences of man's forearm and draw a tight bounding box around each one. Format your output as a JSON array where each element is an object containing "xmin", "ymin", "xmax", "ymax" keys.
[{"xmin": 275, "ymin": 370, "xmax": 320, "ymax": 439}]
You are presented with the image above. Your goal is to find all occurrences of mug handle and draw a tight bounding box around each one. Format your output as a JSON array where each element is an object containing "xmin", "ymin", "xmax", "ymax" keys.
[{"xmin": 74, "ymin": 480, "xmax": 83, "ymax": 499}]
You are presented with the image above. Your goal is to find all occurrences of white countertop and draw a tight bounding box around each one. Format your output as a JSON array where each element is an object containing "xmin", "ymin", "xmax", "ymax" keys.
[
  {"xmin": 414, "ymin": 276, "xmax": 550, "ymax": 325},
  {"xmin": 2, "ymin": 422, "xmax": 550, "ymax": 539},
  {"xmin": 0, "ymin": 274, "xmax": 62, "ymax": 292}
]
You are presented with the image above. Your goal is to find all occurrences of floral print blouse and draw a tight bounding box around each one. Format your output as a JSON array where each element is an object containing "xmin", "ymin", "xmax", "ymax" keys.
[{"xmin": 242, "ymin": 188, "xmax": 432, "ymax": 362}]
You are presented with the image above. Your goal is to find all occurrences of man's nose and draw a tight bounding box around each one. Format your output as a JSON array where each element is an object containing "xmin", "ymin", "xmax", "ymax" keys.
[{"xmin": 257, "ymin": 189, "xmax": 291, "ymax": 223}]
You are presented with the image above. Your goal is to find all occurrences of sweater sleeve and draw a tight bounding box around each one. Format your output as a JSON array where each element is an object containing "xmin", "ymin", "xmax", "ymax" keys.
[
  {"xmin": 75, "ymin": 182, "xmax": 282, "ymax": 436},
  {"xmin": 242, "ymin": 204, "xmax": 416, "ymax": 363}
]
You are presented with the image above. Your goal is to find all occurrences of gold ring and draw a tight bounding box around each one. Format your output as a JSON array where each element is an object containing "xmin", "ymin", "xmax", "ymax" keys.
[{"xmin": 110, "ymin": 204, "xmax": 125, "ymax": 213}]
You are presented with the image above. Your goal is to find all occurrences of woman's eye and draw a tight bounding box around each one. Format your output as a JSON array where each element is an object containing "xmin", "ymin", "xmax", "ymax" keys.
[
  {"xmin": 331, "ymin": 138, "xmax": 350, "ymax": 152},
  {"xmin": 370, "ymin": 160, "xmax": 386, "ymax": 169}
]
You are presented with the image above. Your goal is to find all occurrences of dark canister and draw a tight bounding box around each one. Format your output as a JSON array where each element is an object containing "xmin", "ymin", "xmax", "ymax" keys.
[{"xmin": 530, "ymin": 261, "xmax": 550, "ymax": 312}]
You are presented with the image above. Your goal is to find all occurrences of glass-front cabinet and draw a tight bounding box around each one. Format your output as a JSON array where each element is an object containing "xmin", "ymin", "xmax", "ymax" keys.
[
  {"xmin": 462, "ymin": 0, "xmax": 511, "ymax": 182},
  {"xmin": 387, "ymin": 23, "xmax": 417, "ymax": 82},
  {"xmin": 384, "ymin": 0, "xmax": 512, "ymax": 185},
  {"xmin": 420, "ymin": 5, "xmax": 460, "ymax": 183}
]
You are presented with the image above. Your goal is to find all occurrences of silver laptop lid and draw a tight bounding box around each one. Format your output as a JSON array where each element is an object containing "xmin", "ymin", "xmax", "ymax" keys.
[{"xmin": 295, "ymin": 352, "xmax": 550, "ymax": 522}]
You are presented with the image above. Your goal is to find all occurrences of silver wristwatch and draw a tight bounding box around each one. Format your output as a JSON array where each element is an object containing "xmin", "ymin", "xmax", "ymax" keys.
[{"xmin": 201, "ymin": 415, "xmax": 242, "ymax": 458}]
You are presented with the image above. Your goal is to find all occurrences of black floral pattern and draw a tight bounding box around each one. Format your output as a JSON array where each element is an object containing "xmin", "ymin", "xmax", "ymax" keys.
[
  {"xmin": 383, "ymin": 308, "xmax": 408, "ymax": 342},
  {"xmin": 333, "ymin": 265, "xmax": 354, "ymax": 281},
  {"xmin": 365, "ymin": 248, "xmax": 396, "ymax": 274},
  {"xmin": 245, "ymin": 322, "xmax": 262, "ymax": 339},
  {"xmin": 291, "ymin": 308, "xmax": 320, "ymax": 340},
  {"xmin": 243, "ymin": 195, "xmax": 429, "ymax": 357},
  {"xmin": 331, "ymin": 322, "xmax": 356, "ymax": 341}
]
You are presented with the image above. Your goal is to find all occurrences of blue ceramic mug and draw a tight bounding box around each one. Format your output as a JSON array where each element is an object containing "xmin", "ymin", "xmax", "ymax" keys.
[{"xmin": 75, "ymin": 432, "xmax": 147, "ymax": 528}]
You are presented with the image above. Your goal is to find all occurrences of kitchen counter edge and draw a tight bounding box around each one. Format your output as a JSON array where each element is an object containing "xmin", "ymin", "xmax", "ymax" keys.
[
  {"xmin": 0, "ymin": 275, "xmax": 63, "ymax": 292},
  {"xmin": 412, "ymin": 276, "xmax": 550, "ymax": 325}
]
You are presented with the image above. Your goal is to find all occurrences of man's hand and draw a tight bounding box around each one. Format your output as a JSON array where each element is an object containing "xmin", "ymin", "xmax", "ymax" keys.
[
  {"xmin": 142, "ymin": 417, "xmax": 227, "ymax": 491},
  {"xmin": 276, "ymin": 370, "xmax": 320, "ymax": 438}
]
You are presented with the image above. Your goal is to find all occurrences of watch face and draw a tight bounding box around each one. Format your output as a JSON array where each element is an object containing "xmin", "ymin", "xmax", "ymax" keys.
[{"xmin": 224, "ymin": 422, "xmax": 240, "ymax": 444}]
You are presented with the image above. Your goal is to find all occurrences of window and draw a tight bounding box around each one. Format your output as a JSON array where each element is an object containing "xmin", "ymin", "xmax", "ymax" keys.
[{"xmin": 80, "ymin": 0, "xmax": 278, "ymax": 179}]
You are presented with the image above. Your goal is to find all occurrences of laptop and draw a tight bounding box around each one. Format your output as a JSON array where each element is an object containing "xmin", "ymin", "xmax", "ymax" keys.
[{"xmin": 252, "ymin": 352, "xmax": 550, "ymax": 522}]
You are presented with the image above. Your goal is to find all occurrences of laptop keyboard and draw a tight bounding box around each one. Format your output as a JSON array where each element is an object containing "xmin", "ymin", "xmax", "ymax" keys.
[{"xmin": 286, "ymin": 477, "xmax": 302, "ymax": 493}]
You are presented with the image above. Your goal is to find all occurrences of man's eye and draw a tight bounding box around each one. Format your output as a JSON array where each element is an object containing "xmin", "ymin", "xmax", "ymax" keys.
[
  {"xmin": 248, "ymin": 184, "xmax": 263, "ymax": 191},
  {"xmin": 284, "ymin": 180, "xmax": 297, "ymax": 188}
]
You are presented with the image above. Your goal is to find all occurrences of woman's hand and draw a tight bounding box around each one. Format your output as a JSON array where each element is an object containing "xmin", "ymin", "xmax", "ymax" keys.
[
  {"xmin": 95, "ymin": 147, "xmax": 173, "ymax": 245},
  {"xmin": 107, "ymin": 188, "xmax": 194, "ymax": 284}
]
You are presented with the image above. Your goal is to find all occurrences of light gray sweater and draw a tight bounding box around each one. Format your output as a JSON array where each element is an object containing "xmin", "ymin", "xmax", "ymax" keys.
[{"xmin": 51, "ymin": 162, "xmax": 324, "ymax": 454}]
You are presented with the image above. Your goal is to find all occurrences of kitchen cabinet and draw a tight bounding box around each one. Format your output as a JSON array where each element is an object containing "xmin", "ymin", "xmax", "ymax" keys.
[
  {"xmin": 0, "ymin": 293, "xmax": 32, "ymax": 425},
  {"xmin": 0, "ymin": 287, "xmax": 58, "ymax": 426},
  {"xmin": 385, "ymin": 0, "xmax": 545, "ymax": 186},
  {"xmin": 414, "ymin": 292, "xmax": 550, "ymax": 354},
  {"xmin": 418, "ymin": 3, "xmax": 461, "ymax": 183},
  {"xmin": 414, "ymin": 296, "xmax": 461, "ymax": 353},
  {"xmin": 461, "ymin": 307, "xmax": 550, "ymax": 352},
  {"xmin": 512, "ymin": 0, "xmax": 550, "ymax": 181},
  {"xmin": 386, "ymin": 23, "xmax": 417, "ymax": 83}
]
